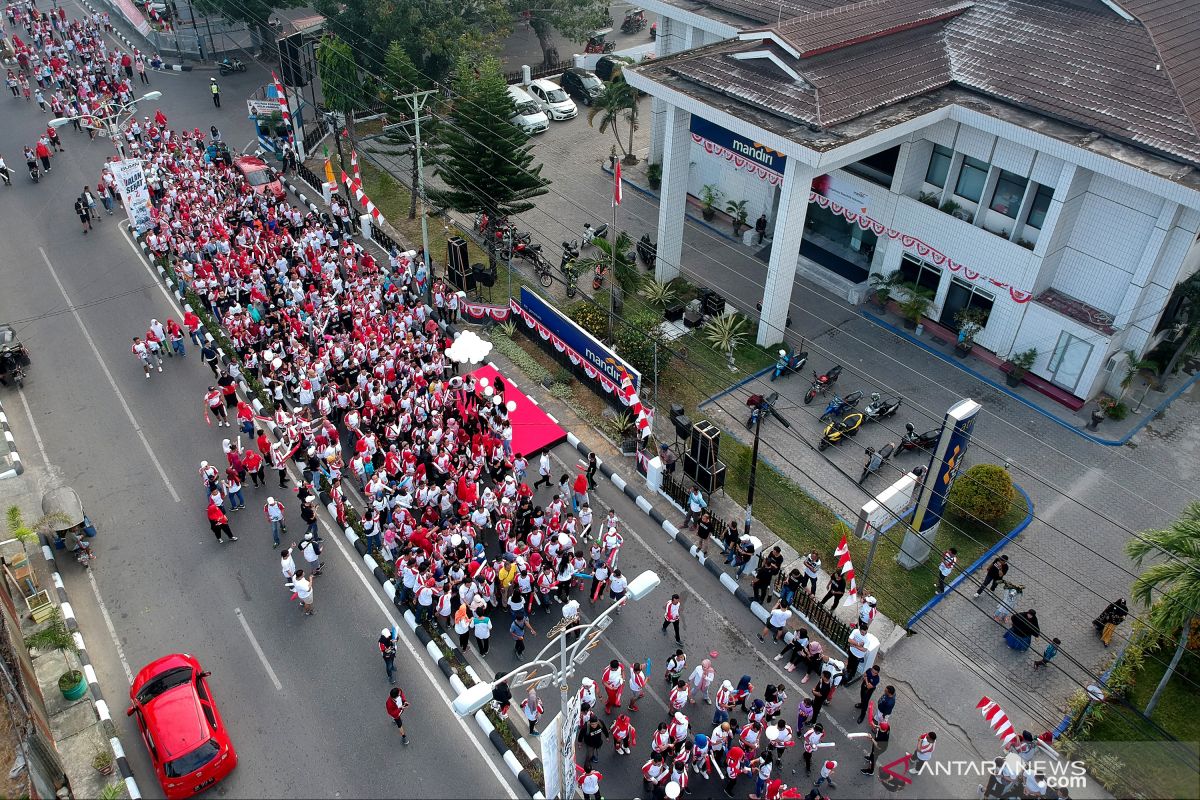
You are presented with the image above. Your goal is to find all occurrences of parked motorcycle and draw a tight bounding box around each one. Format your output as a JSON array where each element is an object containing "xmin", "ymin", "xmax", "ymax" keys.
[
  {"xmin": 819, "ymin": 390, "xmax": 864, "ymax": 422},
  {"xmin": 636, "ymin": 234, "xmax": 657, "ymax": 270},
  {"xmin": 746, "ymin": 391, "xmax": 779, "ymax": 430},
  {"xmin": 592, "ymin": 262, "xmax": 608, "ymax": 291},
  {"xmin": 862, "ymin": 392, "xmax": 902, "ymax": 423},
  {"xmin": 803, "ymin": 364, "xmax": 842, "ymax": 404},
  {"xmin": 770, "ymin": 348, "xmax": 809, "ymax": 381},
  {"xmin": 218, "ymin": 57, "xmax": 246, "ymax": 75},
  {"xmin": 560, "ymin": 240, "xmax": 580, "ymax": 270},
  {"xmin": 560, "ymin": 241, "xmax": 581, "ymax": 298},
  {"xmin": 512, "ymin": 239, "xmax": 543, "ymax": 263},
  {"xmin": 898, "ymin": 422, "xmax": 940, "ymax": 454},
  {"xmin": 818, "ymin": 411, "xmax": 864, "ymax": 451},
  {"xmin": 582, "ymin": 222, "xmax": 609, "ymax": 247},
  {"xmin": 859, "ymin": 442, "xmax": 896, "ymax": 484}
]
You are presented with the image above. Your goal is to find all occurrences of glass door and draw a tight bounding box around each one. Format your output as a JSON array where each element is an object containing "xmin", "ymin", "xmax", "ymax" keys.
[{"xmin": 1048, "ymin": 331, "xmax": 1093, "ymax": 393}]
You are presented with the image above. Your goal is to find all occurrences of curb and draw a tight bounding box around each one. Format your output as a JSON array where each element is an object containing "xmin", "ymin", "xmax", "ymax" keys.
[
  {"xmin": 134, "ymin": 215, "xmax": 545, "ymax": 799},
  {"xmin": 0, "ymin": 397, "xmax": 24, "ymax": 479},
  {"xmin": 39, "ymin": 538, "xmax": 142, "ymax": 800}
]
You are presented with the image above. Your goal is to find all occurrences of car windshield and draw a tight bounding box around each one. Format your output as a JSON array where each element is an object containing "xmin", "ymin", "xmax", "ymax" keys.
[
  {"xmin": 516, "ymin": 101, "xmax": 540, "ymax": 116},
  {"xmin": 546, "ymin": 88, "xmax": 569, "ymax": 103},
  {"xmin": 244, "ymin": 168, "xmax": 272, "ymax": 187},
  {"xmin": 164, "ymin": 738, "xmax": 220, "ymax": 778},
  {"xmin": 135, "ymin": 667, "xmax": 193, "ymax": 704}
]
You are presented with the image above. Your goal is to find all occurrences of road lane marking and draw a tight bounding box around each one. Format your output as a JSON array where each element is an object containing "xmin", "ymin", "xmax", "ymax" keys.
[
  {"xmin": 38, "ymin": 247, "xmax": 181, "ymax": 502},
  {"xmin": 234, "ymin": 607, "xmax": 284, "ymax": 690}
]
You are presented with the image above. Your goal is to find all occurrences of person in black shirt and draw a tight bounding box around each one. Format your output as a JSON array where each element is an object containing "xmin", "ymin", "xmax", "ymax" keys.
[
  {"xmin": 819, "ymin": 572, "xmax": 847, "ymax": 609},
  {"xmin": 696, "ymin": 509, "xmax": 715, "ymax": 557}
]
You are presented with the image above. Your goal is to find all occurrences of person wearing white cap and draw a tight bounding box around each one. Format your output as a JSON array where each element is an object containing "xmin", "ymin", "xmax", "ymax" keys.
[
  {"xmin": 263, "ymin": 496, "xmax": 286, "ymax": 547},
  {"xmin": 378, "ymin": 627, "xmax": 398, "ymax": 684},
  {"xmin": 859, "ymin": 594, "xmax": 878, "ymax": 628},
  {"xmin": 299, "ymin": 531, "xmax": 324, "ymax": 575}
]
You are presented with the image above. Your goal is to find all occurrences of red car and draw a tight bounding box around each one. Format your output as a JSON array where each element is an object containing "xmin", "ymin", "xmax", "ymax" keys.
[
  {"xmin": 127, "ymin": 654, "xmax": 238, "ymax": 799},
  {"xmin": 233, "ymin": 155, "xmax": 286, "ymax": 201}
]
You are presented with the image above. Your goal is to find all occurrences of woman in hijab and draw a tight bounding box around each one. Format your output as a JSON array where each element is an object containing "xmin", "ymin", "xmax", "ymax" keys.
[
  {"xmin": 1005, "ymin": 608, "xmax": 1040, "ymax": 651},
  {"xmin": 1093, "ymin": 598, "xmax": 1129, "ymax": 646}
]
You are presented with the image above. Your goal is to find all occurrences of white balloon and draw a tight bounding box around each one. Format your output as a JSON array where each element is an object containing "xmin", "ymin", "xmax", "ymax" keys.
[
  {"xmin": 478, "ymin": 376, "xmax": 490, "ymax": 387},
  {"xmin": 506, "ymin": 400, "xmax": 517, "ymax": 412},
  {"xmin": 484, "ymin": 386, "xmax": 495, "ymax": 397},
  {"xmin": 493, "ymin": 396, "xmax": 503, "ymax": 406}
]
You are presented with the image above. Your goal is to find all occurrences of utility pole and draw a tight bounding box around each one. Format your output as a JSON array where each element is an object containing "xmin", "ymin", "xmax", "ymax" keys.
[
  {"xmin": 744, "ymin": 391, "xmax": 791, "ymax": 539},
  {"xmin": 402, "ymin": 91, "xmax": 436, "ymax": 281}
]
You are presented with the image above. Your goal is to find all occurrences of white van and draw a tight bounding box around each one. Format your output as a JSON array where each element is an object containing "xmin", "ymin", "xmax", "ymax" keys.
[
  {"xmin": 527, "ymin": 78, "xmax": 578, "ymax": 121},
  {"xmin": 507, "ymin": 86, "xmax": 550, "ymax": 135}
]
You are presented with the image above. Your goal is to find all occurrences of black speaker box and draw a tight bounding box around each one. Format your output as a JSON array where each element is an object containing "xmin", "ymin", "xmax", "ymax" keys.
[
  {"xmin": 278, "ymin": 32, "xmax": 310, "ymax": 87},
  {"xmin": 683, "ymin": 453, "xmax": 727, "ymax": 493},
  {"xmin": 689, "ymin": 420, "xmax": 720, "ymax": 468},
  {"xmin": 673, "ymin": 414, "xmax": 692, "ymax": 441},
  {"xmin": 447, "ymin": 237, "xmax": 469, "ymax": 273}
]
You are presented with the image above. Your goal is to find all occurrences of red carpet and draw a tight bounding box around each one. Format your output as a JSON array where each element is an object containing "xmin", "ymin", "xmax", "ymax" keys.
[{"xmin": 469, "ymin": 365, "xmax": 567, "ymax": 458}]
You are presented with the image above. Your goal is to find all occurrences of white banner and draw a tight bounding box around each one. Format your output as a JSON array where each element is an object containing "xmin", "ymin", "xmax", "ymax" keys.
[{"xmin": 112, "ymin": 159, "xmax": 153, "ymax": 234}]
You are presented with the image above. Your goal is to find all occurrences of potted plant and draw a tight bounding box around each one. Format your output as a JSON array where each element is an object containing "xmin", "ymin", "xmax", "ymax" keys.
[
  {"xmin": 24, "ymin": 610, "xmax": 86, "ymax": 701},
  {"xmin": 1004, "ymin": 347, "xmax": 1038, "ymax": 387},
  {"xmin": 868, "ymin": 270, "xmax": 902, "ymax": 309},
  {"xmin": 92, "ymin": 748, "xmax": 115, "ymax": 776},
  {"xmin": 899, "ymin": 294, "xmax": 930, "ymax": 330},
  {"xmin": 953, "ymin": 307, "xmax": 988, "ymax": 356},
  {"xmin": 700, "ymin": 184, "xmax": 722, "ymax": 222},
  {"xmin": 647, "ymin": 162, "xmax": 662, "ymax": 190},
  {"xmin": 725, "ymin": 199, "xmax": 749, "ymax": 235}
]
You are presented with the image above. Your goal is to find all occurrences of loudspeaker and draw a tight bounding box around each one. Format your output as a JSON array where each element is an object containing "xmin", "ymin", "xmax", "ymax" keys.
[
  {"xmin": 663, "ymin": 304, "xmax": 685, "ymax": 323},
  {"xmin": 472, "ymin": 264, "xmax": 497, "ymax": 288},
  {"xmin": 701, "ymin": 289, "xmax": 726, "ymax": 317},
  {"xmin": 684, "ymin": 453, "xmax": 727, "ymax": 493},
  {"xmin": 669, "ymin": 403, "xmax": 685, "ymax": 420},
  {"xmin": 278, "ymin": 32, "xmax": 310, "ymax": 87},
  {"xmin": 447, "ymin": 264, "xmax": 476, "ymax": 292},
  {"xmin": 673, "ymin": 414, "xmax": 692, "ymax": 441},
  {"xmin": 447, "ymin": 237, "xmax": 469, "ymax": 273},
  {"xmin": 689, "ymin": 420, "xmax": 720, "ymax": 469}
]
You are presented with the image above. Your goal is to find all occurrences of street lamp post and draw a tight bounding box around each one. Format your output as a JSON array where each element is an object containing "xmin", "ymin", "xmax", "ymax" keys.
[
  {"xmin": 452, "ymin": 570, "xmax": 660, "ymax": 800},
  {"xmin": 50, "ymin": 91, "xmax": 163, "ymax": 159},
  {"xmin": 744, "ymin": 391, "xmax": 791, "ymax": 540}
]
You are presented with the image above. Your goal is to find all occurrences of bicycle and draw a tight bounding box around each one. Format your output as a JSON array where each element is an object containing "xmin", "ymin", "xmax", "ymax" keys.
[{"xmin": 534, "ymin": 253, "xmax": 553, "ymax": 288}]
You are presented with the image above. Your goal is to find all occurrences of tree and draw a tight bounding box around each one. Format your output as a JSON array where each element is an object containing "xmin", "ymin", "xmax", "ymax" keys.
[
  {"xmin": 316, "ymin": 34, "xmax": 365, "ymax": 148},
  {"xmin": 702, "ymin": 313, "xmax": 750, "ymax": 372},
  {"xmin": 587, "ymin": 81, "xmax": 639, "ymax": 164},
  {"xmin": 510, "ymin": 0, "xmax": 610, "ymax": 66},
  {"xmin": 430, "ymin": 56, "xmax": 548, "ymax": 266},
  {"xmin": 192, "ymin": 0, "xmax": 299, "ymax": 57},
  {"xmin": 1126, "ymin": 502, "xmax": 1200, "ymax": 716}
]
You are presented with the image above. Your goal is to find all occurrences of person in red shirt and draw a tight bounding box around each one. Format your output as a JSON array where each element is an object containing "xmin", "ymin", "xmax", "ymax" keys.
[
  {"xmin": 206, "ymin": 502, "xmax": 236, "ymax": 543},
  {"xmin": 725, "ymin": 745, "xmax": 748, "ymax": 796},
  {"xmin": 242, "ymin": 449, "xmax": 265, "ymax": 487},
  {"xmin": 385, "ymin": 687, "xmax": 409, "ymax": 745},
  {"xmin": 183, "ymin": 310, "xmax": 204, "ymax": 345}
]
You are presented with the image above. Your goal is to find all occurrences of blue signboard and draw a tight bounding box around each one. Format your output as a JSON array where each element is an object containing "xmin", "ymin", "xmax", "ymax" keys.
[
  {"xmin": 519, "ymin": 287, "xmax": 641, "ymax": 391},
  {"xmin": 912, "ymin": 399, "xmax": 981, "ymax": 533},
  {"xmin": 689, "ymin": 116, "xmax": 787, "ymax": 176}
]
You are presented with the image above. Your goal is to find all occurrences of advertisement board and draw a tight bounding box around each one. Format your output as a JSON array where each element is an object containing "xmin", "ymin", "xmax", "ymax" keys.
[
  {"xmin": 518, "ymin": 287, "xmax": 640, "ymax": 391},
  {"xmin": 690, "ymin": 116, "xmax": 787, "ymax": 177},
  {"xmin": 111, "ymin": 158, "xmax": 154, "ymax": 234},
  {"xmin": 912, "ymin": 398, "xmax": 982, "ymax": 534}
]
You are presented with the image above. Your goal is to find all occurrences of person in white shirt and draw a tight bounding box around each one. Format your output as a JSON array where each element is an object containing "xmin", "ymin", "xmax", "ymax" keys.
[
  {"xmin": 760, "ymin": 602, "xmax": 794, "ymax": 643},
  {"xmin": 293, "ymin": 570, "xmax": 315, "ymax": 615},
  {"xmin": 534, "ymin": 451, "xmax": 552, "ymax": 489}
]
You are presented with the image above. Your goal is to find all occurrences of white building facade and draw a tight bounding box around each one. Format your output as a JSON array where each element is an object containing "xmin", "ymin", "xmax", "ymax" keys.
[{"xmin": 627, "ymin": 0, "xmax": 1200, "ymax": 403}]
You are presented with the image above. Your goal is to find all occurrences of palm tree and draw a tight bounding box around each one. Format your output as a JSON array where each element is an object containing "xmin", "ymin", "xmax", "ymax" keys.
[
  {"xmin": 1125, "ymin": 502, "xmax": 1200, "ymax": 716},
  {"xmin": 587, "ymin": 82, "xmax": 639, "ymax": 164},
  {"xmin": 702, "ymin": 313, "xmax": 750, "ymax": 372}
]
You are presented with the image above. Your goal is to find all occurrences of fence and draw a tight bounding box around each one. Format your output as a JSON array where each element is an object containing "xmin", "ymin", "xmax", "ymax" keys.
[{"xmin": 504, "ymin": 59, "xmax": 574, "ymax": 85}]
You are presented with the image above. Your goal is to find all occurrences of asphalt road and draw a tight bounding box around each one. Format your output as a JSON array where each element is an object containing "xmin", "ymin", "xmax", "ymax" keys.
[{"xmin": 0, "ymin": 11, "xmax": 520, "ymax": 798}]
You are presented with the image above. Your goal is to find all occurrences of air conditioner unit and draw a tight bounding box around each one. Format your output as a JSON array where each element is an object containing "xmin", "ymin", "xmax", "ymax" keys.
[{"xmin": 1104, "ymin": 353, "xmax": 1121, "ymax": 374}]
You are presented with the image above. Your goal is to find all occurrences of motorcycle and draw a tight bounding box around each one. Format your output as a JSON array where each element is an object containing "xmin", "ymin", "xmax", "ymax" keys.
[
  {"xmin": 511, "ymin": 239, "xmax": 543, "ymax": 264},
  {"xmin": 560, "ymin": 241, "xmax": 581, "ymax": 298},
  {"xmin": 770, "ymin": 348, "xmax": 808, "ymax": 381},
  {"xmin": 819, "ymin": 390, "xmax": 863, "ymax": 422},
  {"xmin": 621, "ymin": 8, "xmax": 647, "ymax": 34},
  {"xmin": 582, "ymin": 222, "xmax": 609, "ymax": 247},
  {"xmin": 0, "ymin": 325, "xmax": 30, "ymax": 388},
  {"xmin": 746, "ymin": 391, "xmax": 779, "ymax": 430},
  {"xmin": 636, "ymin": 234, "xmax": 656, "ymax": 270},
  {"xmin": 592, "ymin": 261, "xmax": 608, "ymax": 291},
  {"xmin": 859, "ymin": 442, "xmax": 896, "ymax": 484},
  {"xmin": 42, "ymin": 486, "xmax": 97, "ymax": 569},
  {"xmin": 560, "ymin": 240, "xmax": 580, "ymax": 270},
  {"xmin": 818, "ymin": 411, "xmax": 864, "ymax": 451},
  {"xmin": 218, "ymin": 57, "xmax": 246, "ymax": 75},
  {"xmin": 862, "ymin": 392, "xmax": 902, "ymax": 423},
  {"xmin": 803, "ymin": 364, "xmax": 842, "ymax": 404},
  {"xmin": 584, "ymin": 33, "xmax": 615, "ymax": 54},
  {"xmin": 898, "ymin": 422, "xmax": 940, "ymax": 454}
]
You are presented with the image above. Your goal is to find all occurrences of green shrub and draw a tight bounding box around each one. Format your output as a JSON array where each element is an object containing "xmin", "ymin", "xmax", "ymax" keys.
[
  {"xmin": 569, "ymin": 301, "xmax": 609, "ymax": 340},
  {"xmin": 945, "ymin": 463, "xmax": 1016, "ymax": 524}
]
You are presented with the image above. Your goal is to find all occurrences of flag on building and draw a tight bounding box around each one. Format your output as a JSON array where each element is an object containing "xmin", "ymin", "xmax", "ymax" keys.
[
  {"xmin": 616, "ymin": 366, "xmax": 652, "ymax": 438},
  {"xmin": 834, "ymin": 535, "xmax": 858, "ymax": 605}
]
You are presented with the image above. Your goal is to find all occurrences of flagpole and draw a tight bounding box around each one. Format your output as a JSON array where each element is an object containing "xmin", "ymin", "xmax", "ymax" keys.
[{"xmin": 609, "ymin": 162, "xmax": 620, "ymax": 344}]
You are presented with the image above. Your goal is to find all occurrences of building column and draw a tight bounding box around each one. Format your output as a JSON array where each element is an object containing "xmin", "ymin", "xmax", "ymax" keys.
[
  {"xmin": 757, "ymin": 158, "xmax": 812, "ymax": 346},
  {"xmin": 655, "ymin": 104, "xmax": 691, "ymax": 283}
]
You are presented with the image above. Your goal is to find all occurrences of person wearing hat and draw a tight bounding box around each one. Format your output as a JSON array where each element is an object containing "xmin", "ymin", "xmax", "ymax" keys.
[
  {"xmin": 378, "ymin": 627, "xmax": 398, "ymax": 684},
  {"xmin": 263, "ymin": 496, "xmax": 286, "ymax": 547},
  {"xmin": 859, "ymin": 594, "xmax": 878, "ymax": 628},
  {"xmin": 299, "ymin": 531, "xmax": 324, "ymax": 575},
  {"xmin": 862, "ymin": 718, "xmax": 890, "ymax": 774},
  {"xmin": 209, "ymin": 77, "xmax": 220, "ymax": 107},
  {"xmin": 815, "ymin": 758, "xmax": 837, "ymax": 790}
]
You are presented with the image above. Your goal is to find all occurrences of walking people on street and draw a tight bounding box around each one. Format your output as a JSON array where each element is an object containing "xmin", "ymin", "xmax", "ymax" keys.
[
  {"xmin": 385, "ymin": 686, "xmax": 410, "ymax": 745},
  {"xmin": 1033, "ymin": 637, "xmax": 1061, "ymax": 669},
  {"xmin": 684, "ymin": 486, "xmax": 707, "ymax": 529},
  {"xmin": 74, "ymin": 196, "xmax": 92, "ymax": 233},
  {"xmin": 533, "ymin": 451, "xmax": 551, "ymax": 489},
  {"xmin": 856, "ymin": 664, "xmax": 881, "ymax": 724},
  {"xmin": 264, "ymin": 497, "xmax": 286, "ymax": 547},
  {"xmin": 293, "ymin": 569, "xmax": 315, "ymax": 615},
  {"xmin": 975, "ymin": 554, "xmax": 1010, "ymax": 596},
  {"xmin": 210, "ymin": 78, "xmax": 220, "ymax": 107},
  {"xmin": 936, "ymin": 547, "xmax": 958, "ymax": 594},
  {"xmin": 662, "ymin": 594, "xmax": 683, "ymax": 643},
  {"xmin": 131, "ymin": 336, "xmax": 161, "ymax": 377},
  {"xmin": 861, "ymin": 719, "xmax": 890, "ymax": 775},
  {"xmin": 205, "ymin": 386, "xmax": 229, "ymax": 426},
  {"xmin": 521, "ymin": 687, "xmax": 543, "ymax": 735},
  {"xmin": 206, "ymin": 502, "xmax": 236, "ymax": 543},
  {"xmin": 379, "ymin": 627, "xmax": 398, "ymax": 684},
  {"xmin": 298, "ymin": 532, "xmax": 324, "ymax": 576},
  {"xmin": 1092, "ymin": 598, "xmax": 1129, "ymax": 646},
  {"xmin": 908, "ymin": 731, "xmax": 936, "ymax": 774},
  {"xmin": 688, "ymin": 658, "xmax": 715, "ymax": 705}
]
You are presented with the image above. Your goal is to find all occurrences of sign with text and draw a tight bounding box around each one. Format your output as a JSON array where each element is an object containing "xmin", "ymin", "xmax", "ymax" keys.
[
  {"xmin": 912, "ymin": 398, "xmax": 981, "ymax": 533},
  {"xmin": 111, "ymin": 158, "xmax": 153, "ymax": 234},
  {"xmin": 690, "ymin": 116, "xmax": 787, "ymax": 176},
  {"xmin": 519, "ymin": 287, "xmax": 640, "ymax": 391}
]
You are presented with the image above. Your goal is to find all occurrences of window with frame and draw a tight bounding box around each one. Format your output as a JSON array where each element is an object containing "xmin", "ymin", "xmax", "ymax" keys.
[
  {"xmin": 954, "ymin": 156, "xmax": 990, "ymax": 202},
  {"xmin": 989, "ymin": 170, "xmax": 1028, "ymax": 218},
  {"xmin": 925, "ymin": 144, "xmax": 953, "ymax": 188},
  {"xmin": 1025, "ymin": 184, "xmax": 1054, "ymax": 229},
  {"xmin": 940, "ymin": 277, "xmax": 995, "ymax": 330},
  {"xmin": 899, "ymin": 254, "xmax": 942, "ymax": 297}
]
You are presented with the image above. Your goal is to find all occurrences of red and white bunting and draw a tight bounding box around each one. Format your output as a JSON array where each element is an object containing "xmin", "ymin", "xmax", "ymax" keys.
[
  {"xmin": 270, "ymin": 72, "xmax": 291, "ymax": 139},
  {"xmin": 977, "ymin": 696, "xmax": 1019, "ymax": 748},
  {"xmin": 340, "ymin": 170, "xmax": 383, "ymax": 222},
  {"xmin": 351, "ymin": 150, "xmax": 361, "ymax": 181},
  {"xmin": 834, "ymin": 535, "xmax": 858, "ymax": 605},
  {"xmin": 617, "ymin": 367, "xmax": 653, "ymax": 436}
]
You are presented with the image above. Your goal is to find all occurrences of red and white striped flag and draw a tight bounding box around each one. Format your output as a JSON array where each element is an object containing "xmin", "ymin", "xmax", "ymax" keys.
[
  {"xmin": 351, "ymin": 150, "xmax": 361, "ymax": 181},
  {"xmin": 834, "ymin": 535, "xmax": 858, "ymax": 605},
  {"xmin": 613, "ymin": 160, "xmax": 623, "ymax": 207},
  {"xmin": 271, "ymin": 72, "xmax": 291, "ymax": 139},
  {"xmin": 616, "ymin": 366, "xmax": 652, "ymax": 436},
  {"xmin": 977, "ymin": 696, "xmax": 1019, "ymax": 748}
]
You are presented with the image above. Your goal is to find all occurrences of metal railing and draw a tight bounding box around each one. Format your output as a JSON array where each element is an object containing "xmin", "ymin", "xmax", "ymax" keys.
[{"xmin": 504, "ymin": 59, "xmax": 574, "ymax": 85}]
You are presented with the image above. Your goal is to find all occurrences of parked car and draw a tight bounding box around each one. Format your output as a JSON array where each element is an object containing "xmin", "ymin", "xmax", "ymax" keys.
[
  {"xmin": 527, "ymin": 78, "xmax": 578, "ymax": 120},
  {"xmin": 560, "ymin": 67, "xmax": 605, "ymax": 106},
  {"xmin": 232, "ymin": 155, "xmax": 285, "ymax": 201},
  {"xmin": 506, "ymin": 85, "xmax": 550, "ymax": 135},
  {"xmin": 128, "ymin": 654, "xmax": 237, "ymax": 799}
]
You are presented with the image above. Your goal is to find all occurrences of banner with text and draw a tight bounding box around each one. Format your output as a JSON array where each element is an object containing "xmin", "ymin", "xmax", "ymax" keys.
[
  {"xmin": 112, "ymin": 158, "xmax": 154, "ymax": 234},
  {"xmin": 517, "ymin": 287, "xmax": 641, "ymax": 392}
]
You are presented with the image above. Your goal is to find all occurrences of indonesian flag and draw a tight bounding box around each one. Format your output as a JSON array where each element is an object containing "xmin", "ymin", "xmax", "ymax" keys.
[
  {"xmin": 834, "ymin": 535, "xmax": 858, "ymax": 605},
  {"xmin": 613, "ymin": 160, "xmax": 622, "ymax": 207},
  {"xmin": 616, "ymin": 366, "xmax": 653, "ymax": 437},
  {"xmin": 977, "ymin": 697, "xmax": 1019, "ymax": 748},
  {"xmin": 271, "ymin": 72, "xmax": 291, "ymax": 139}
]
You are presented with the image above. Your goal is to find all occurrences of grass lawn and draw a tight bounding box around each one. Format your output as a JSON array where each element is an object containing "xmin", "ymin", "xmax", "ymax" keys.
[{"xmin": 1080, "ymin": 647, "xmax": 1200, "ymax": 799}]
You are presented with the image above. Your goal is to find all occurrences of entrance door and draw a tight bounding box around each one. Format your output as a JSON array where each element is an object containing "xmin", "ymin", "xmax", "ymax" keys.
[{"xmin": 1048, "ymin": 331, "xmax": 1092, "ymax": 393}]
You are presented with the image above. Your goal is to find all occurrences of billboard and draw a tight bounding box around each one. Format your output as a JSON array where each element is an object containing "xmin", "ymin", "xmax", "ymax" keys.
[
  {"xmin": 111, "ymin": 158, "xmax": 153, "ymax": 234},
  {"xmin": 911, "ymin": 398, "xmax": 981, "ymax": 534},
  {"xmin": 858, "ymin": 471, "xmax": 922, "ymax": 541},
  {"xmin": 690, "ymin": 116, "xmax": 787, "ymax": 177},
  {"xmin": 518, "ymin": 287, "xmax": 641, "ymax": 391}
]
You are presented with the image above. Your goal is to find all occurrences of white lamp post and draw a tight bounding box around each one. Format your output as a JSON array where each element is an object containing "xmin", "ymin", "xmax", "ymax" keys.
[
  {"xmin": 50, "ymin": 90, "xmax": 163, "ymax": 159},
  {"xmin": 451, "ymin": 570, "xmax": 660, "ymax": 799}
]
